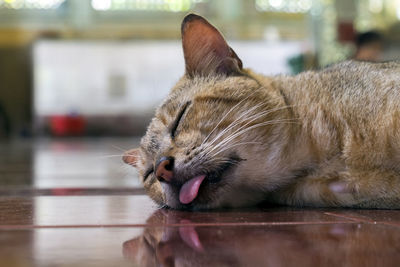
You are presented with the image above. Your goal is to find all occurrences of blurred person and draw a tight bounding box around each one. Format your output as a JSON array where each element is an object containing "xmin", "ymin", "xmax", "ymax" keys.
[
  {"xmin": 0, "ymin": 102, "xmax": 10, "ymax": 138},
  {"xmin": 353, "ymin": 30, "xmax": 383, "ymax": 62},
  {"xmin": 288, "ymin": 52, "xmax": 318, "ymax": 74}
]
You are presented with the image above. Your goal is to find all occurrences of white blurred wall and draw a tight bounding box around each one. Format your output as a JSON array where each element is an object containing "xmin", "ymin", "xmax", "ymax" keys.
[{"xmin": 33, "ymin": 40, "xmax": 302, "ymax": 117}]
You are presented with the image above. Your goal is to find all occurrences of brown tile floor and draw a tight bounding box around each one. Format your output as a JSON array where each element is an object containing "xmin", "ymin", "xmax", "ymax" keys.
[{"xmin": 1, "ymin": 138, "xmax": 400, "ymax": 266}]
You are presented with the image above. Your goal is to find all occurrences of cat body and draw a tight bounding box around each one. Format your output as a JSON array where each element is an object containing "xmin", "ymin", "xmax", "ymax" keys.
[
  {"xmin": 124, "ymin": 14, "xmax": 400, "ymax": 210},
  {"xmin": 264, "ymin": 61, "xmax": 400, "ymax": 208}
]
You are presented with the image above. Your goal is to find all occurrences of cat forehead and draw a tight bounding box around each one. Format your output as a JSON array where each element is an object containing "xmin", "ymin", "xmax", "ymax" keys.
[
  {"xmin": 161, "ymin": 74, "xmax": 260, "ymax": 109},
  {"xmin": 185, "ymin": 74, "xmax": 258, "ymax": 93}
]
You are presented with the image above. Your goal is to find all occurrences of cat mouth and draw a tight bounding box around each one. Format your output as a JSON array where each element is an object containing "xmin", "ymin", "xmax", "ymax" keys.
[{"xmin": 178, "ymin": 157, "xmax": 241, "ymax": 205}]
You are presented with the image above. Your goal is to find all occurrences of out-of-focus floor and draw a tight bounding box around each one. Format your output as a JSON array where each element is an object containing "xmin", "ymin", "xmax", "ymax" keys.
[{"xmin": 1, "ymin": 138, "xmax": 400, "ymax": 267}]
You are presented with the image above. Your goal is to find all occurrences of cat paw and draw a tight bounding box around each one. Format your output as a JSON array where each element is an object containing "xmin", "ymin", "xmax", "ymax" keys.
[{"xmin": 329, "ymin": 181, "xmax": 355, "ymax": 194}]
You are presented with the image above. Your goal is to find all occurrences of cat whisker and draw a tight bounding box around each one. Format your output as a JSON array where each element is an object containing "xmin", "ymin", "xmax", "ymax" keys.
[
  {"xmin": 205, "ymin": 119, "xmax": 298, "ymax": 157},
  {"xmin": 222, "ymin": 104, "xmax": 299, "ymax": 139},
  {"xmin": 110, "ymin": 144, "xmax": 128, "ymax": 152},
  {"xmin": 210, "ymin": 141, "xmax": 262, "ymax": 158},
  {"xmin": 205, "ymin": 107, "xmax": 296, "ymax": 155},
  {"xmin": 205, "ymin": 103, "xmax": 265, "ymax": 148},
  {"xmin": 204, "ymin": 103, "xmax": 275, "ymax": 152},
  {"xmin": 205, "ymin": 141, "xmax": 262, "ymax": 163},
  {"xmin": 201, "ymin": 90, "xmax": 260, "ymax": 146},
  {"xmin": 189, "ymin": 157, "xmax": 242, "ymax": 177},
  {"xmin": 222, "ymin": 119, "xmax": 298, "ymax": 146},
  {"xmin": 205, "ymin": 104, "xmax": 297, "ymax": 152},
  {"xmin": 226, "ymin": 119, "xmax": 298, "ymax": 143},
  {"xmin": 91, "ymin": 154, "xmax": 125, "ymax": 159}
]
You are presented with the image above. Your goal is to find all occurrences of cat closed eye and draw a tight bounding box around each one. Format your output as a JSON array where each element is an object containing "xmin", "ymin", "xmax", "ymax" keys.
[{"xmin": 170, "ymin": 101, "xmax": 191, "ymax": 139}]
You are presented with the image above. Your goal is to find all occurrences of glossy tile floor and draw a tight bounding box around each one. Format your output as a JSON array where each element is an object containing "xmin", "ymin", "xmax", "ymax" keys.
[{"xmin": 1, "ymin": 138, "xmax": 400, "ymax": 267}]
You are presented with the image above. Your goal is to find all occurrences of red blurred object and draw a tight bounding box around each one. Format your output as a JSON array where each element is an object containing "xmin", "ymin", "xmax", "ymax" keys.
[
  {"xmin": 338, "ymin": 22, "xmax": 355, "ymax": 43},
  {"xmin": 51, "ymin": 188, "xmax": 84, "ymax": 196},
  {"xmin": 50, "ymin": 115, "xmax": 86, "ymax": 136}
]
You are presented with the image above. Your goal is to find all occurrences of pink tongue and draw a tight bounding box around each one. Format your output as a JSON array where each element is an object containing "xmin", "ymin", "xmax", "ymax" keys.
[{"xmin": 179, "ymin": 175, "xmax": 206, "ymax": 204}]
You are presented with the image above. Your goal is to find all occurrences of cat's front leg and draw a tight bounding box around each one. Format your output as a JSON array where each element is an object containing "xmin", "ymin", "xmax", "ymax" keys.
[
  {"xmin": 269, "ymin": 169, "xmax": 400, "ymax": 209},
  {"xmin": 329, "ymin": 169, "xmax": 400, "ymax": 209},
  {"xmin": 268, "ymin": 172, "xmax": 356, "ymax": 208}
]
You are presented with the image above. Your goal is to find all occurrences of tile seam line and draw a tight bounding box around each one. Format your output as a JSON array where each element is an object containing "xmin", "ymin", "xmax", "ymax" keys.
[
  {"xmin": 0, "ymin": 221, "xmax": 357, "ymax": 229},
  {"xmin": 377, "ymin": 221, "xmax": 400, "ymax": 228},
  {"xmin": 323, "ymin": 212, "xmax": 379, "ymax": 224}
]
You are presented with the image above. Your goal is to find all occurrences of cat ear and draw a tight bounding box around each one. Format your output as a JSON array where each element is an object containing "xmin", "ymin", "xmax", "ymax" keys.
[
  {"xmin": 181, "ymin": 14, "xmax": 243, "ymax": 77},
  {"xmin": 123, "ymin": 148, "xmax": 140, "ymax": 167}
]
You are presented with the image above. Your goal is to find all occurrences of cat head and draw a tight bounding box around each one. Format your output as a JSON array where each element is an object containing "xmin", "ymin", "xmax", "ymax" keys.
[{"xmin": 124, "ymin": 14, "xmax": 289, "ymax": 209}]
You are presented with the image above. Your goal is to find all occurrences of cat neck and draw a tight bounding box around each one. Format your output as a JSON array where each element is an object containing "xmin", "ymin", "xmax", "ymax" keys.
[
  {"xmin": 252, "ymin": 70, "xmax": 343, "ymax": 178},
  {"xmin": 275, "ymin": 71, "xmax": 342, "ymax": 163}
]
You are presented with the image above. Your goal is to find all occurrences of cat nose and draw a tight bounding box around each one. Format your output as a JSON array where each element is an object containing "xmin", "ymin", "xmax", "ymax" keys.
[{"xmin": 155, "ymin": 156, "xmax": 174, "ymax": 182}]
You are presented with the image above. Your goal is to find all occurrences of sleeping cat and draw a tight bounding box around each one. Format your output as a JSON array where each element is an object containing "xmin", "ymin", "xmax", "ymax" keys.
[{"xmin": 123, "ymin": 14, "xmax": 400, "ymax": 210}]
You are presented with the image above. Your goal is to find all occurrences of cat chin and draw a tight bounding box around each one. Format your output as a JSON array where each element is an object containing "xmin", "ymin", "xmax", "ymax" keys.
[
  {"xmin": 216, "ymin": 187, "xmax": 268, "ymax": 208},
  {"xmin": 158, "ymin": 180, "xmax": 230, "ymax": 210},
  {"xmin": 159, "ymin": 180, "xmax": 267, "ymax": 210},
  {"xmin": 160, "ymin": 183, "xmax": 215, "ymax": 210}
]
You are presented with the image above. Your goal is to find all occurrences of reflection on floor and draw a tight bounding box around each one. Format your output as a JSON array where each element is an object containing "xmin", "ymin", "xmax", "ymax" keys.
[{"xmin": 1, "ymin": 138, "xmax": 400, "ymax": 266}]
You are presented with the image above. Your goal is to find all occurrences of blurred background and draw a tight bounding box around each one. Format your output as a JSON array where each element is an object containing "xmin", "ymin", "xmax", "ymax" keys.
[
  {"xmin": 0, "ymin": 3, "xmax": 398, "ymax": 259},
  {"xmin": 0, "ymin": 0, "xmax": 399, "ymax": 139},
  {"xmin": 0, "ymin": 3, "xmax": 398, "ymax": 264}
]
